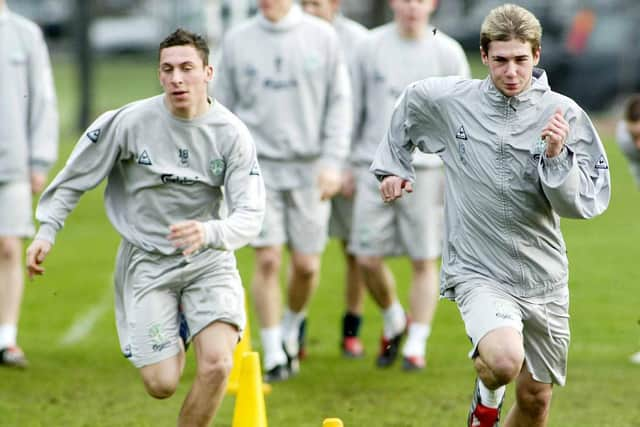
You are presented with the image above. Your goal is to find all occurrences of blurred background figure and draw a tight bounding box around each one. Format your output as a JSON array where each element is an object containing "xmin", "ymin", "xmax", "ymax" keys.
[
  {"xmin": 301, "ymin": 0, "xmax": 369, "ymax": 359},
  {"xmin": 348, "ymin": 0, "xmax": 470, "ymax": 371},
  {"xmin": 214, "ymin": 0, "xmax": 352, "ymax": 381},
  {"xmin": 0, "ymin": 0, "xmax": 59, "ymax": 368}
]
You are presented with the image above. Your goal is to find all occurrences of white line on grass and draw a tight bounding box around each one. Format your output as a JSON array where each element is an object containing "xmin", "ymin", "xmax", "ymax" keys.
[{"xmin": 59, "ymin": 288, "xmax": 112, "ymax": 346}]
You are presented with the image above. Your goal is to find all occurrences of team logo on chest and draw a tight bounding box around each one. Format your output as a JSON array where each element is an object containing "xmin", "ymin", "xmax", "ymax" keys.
[
  {"xmin": 210, "ymin": 159, "xmax": 225, "ymax": 176},
  {"xmin": 178, "ymin": 148, "xmax": 189, "ymax": 167}
]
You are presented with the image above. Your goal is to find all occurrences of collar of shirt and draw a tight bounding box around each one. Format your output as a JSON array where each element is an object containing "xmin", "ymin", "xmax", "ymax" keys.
[
  {"xmin": 484, "ymin": 68, "xmax": 550, "ymax": 111},
  {"xmin": 258, "ymin": 3, "xmax": 302, "ymax": 32}
]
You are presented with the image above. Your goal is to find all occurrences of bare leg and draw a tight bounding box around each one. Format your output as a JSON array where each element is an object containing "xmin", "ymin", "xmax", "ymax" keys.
[
  {"xmin": 252, "ymin": 246, "xmax": 282, "ymax": 328},
  {"xmin": 139, "ymin": 352, "xmax": 184, "ymax": 399},
  {"xmin": 503, "ymin": 364, "xmax": 553, "ymax": 427},
  {"xmin": 178, "ymin": 322, "xmax": 238, "ymax": 426},
  {"xmin": 0, "ymin": 237, "xmax": 23, "ymax": 347},
  {"xmin": 474, "ymin": 327, "xmax": 524, "ymax": 388},
  {"xmin": 343, "ymin": 242, "xmax": 365, "ymax": 315},
  {"xmin": 408, "ymin": 258, "xmax": 438, "ymax": 324},
  {"xmin": 286, "ymin": 251, "xmax": 320, "ymax": 312},
  {"xmin": 357, "ymin": 255, "xmax": 396, "ymax": 309}
]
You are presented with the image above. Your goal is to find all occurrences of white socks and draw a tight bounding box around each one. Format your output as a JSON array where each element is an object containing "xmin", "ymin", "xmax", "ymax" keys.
[
  {"xmin": 281, "ymin": 308, "xmax": 305, "ymax": 356},
  {"xmin": 260, "ymin": 326, "xmax": 287, "ymax": 370},
  {"xmin": 402, "ymin": 322, "xmax": 431, "ymax": 357},
  {"xmin": 382, "ymin": 301, "xmax": 406, "ymax": 339},
  {"xmin": 478, "ymin": 379, "xmax": 506, "ymax": 408},
  {"xmin": 0, "ymin": 324, "xmax": 17, "ymax": 349}
]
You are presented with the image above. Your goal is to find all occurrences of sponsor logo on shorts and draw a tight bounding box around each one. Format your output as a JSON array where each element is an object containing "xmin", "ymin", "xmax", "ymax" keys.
[{"xmin": 149, "ymin": 324, "xmax": 171, "ymax": 353}]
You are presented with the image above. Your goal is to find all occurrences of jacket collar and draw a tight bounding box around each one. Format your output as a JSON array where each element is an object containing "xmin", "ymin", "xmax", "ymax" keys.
[
  {"xmin": 258, "ymin": 3, "xmax": 302, "ymax": 32},
  {"xmin": 483, "ymin": 68, "xmax": 550, "ymax": 111}
]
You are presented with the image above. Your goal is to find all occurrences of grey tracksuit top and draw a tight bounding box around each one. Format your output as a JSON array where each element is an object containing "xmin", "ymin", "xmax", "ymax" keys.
[
  {"xmin": 615, "ymin": 120, "xmax": 640, "ymax": 188},
  {"xmin": 351, "ymin": 23, "xmax": 470, "ymax": 169},
  {"xmin": 34, "ymin": 96, "xmax": 265, "ymax": 255},
  {"xmin": 214, "ymin": 4, "xmax": 352, "ymax": 189},
  {"xmin": 0, "ymin": 7, "xmax": 58, "ymax": 181},
  {"xmin": 371, "ymin": 70, "xmax": 611, "ymax": 297}
]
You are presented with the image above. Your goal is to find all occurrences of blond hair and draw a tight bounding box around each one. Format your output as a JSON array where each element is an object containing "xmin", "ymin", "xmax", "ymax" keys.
[{"xmin": 480, "ymin": 4, "xmax": 542, "ymax": 55}]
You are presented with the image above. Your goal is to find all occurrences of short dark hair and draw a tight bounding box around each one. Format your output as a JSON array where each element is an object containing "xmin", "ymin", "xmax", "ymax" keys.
[
  {"xmin": 159, "ymin": 28, "xmax": 209, "ymax": 66},
  {"xmin": 624, "ymin": 94, "xmax": 640, "ymax": 122}
]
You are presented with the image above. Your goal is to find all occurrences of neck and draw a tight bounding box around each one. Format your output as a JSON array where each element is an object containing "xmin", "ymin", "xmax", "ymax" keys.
[
  {"xmin": 397, "ymin": 22, "xmax": 426, "ymax": 40},
  {"xmin": 166, "ymin": 96, "xmax": 210, "ymax": 120},
  {"xmin": 264, "ymin": 3, "xmax": 292, "ymax": 22}
]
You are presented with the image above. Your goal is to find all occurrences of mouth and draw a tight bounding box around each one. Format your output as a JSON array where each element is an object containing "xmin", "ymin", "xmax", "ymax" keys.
[{"xmin": 172, "ymin": 90, "xmax": 188, "ymax": 97}]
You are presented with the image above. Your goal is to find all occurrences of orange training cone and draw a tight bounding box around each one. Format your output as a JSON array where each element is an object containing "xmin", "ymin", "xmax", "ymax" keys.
[
  {"xmin": 232, "ymin": 352, "xmax": 268, "ymax": 427},
  {"xmin": 323, "ymin": 419, "xmax": 344, "ymax": 427}
]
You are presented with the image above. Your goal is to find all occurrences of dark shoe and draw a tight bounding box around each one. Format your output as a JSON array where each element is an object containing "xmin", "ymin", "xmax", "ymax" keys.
[
  {"xmin": 263, "ymin": 363, "xmax": 290, "ymax": 383},
  {"xmin": 0, "ymin": 346, "xmax": 28, "ymax": 368},
  {"xmin": 375, "ymin": 332, "xmax": 404, "ymax": 367},
  {"xmin": 467, "ymin": 378, "xmax": 503, "ymax": 427},
  {"xmin": 402, "ymin": 355, "xmax": 426, "ymax": 371},
  {"xmin": 341, "ymin": 336, "xmax": 364, "ymax": 358}
]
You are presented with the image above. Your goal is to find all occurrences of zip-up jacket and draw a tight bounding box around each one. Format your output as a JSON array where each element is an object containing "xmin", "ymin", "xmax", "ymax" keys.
[{"xmin": 371, "ymin": 70, "xmax": 611, "ymax": 297}]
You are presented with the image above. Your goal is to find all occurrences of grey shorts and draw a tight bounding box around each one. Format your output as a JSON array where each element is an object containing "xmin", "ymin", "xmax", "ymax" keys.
[
  {"xmin": 329, "ymin": 194, "xmax": 353, "ymax": 241},
  {"xmin": 454, "ymin": 282, "xmax": 570, "ymax": 386},
  {"xmin": 0, "ymin": 181, "xmax": 33, "ymax": 237},
  {"xmin": 114, "ymin": 240, "xmax": 246, "ymax": 368},
  {"xmin": 251, "ymin": 185, "xmax": 330, "ymax": 254},
  {"xmin": 349, "ymin": 166, "xmax": 444, "ymax": 260}
]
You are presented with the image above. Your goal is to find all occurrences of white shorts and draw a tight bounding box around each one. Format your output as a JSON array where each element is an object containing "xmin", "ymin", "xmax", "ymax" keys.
[
  {"xmin": 114, "ymin": 240, "xmax": 246, "ymax": 368},
  {"xmin": 349, "ymin": 166, "xmax": 444, "ymax": 260},
  {"xmin": 0, "ymin": 181, "xmax": 33, "ymax": 237},
  {"xmin": 454, "ymin": 281, "xmax": 570, "ymax": 386},
  {"xmin": 329, "ymin": 194, "xmax": 354, "ymax": 242},
  {"xmin": 252, "ymin": 185, "xmax": 330, "ymax": 254}
]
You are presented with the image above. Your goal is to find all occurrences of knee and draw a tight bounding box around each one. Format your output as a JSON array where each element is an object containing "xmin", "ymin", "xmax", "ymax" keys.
[
  {"xmin": 198, "ymin": 352, "xmax": 233, "ymax": 386},
  {"xmin": 481, "ymin": 350, "xmax": 523, "ymax": 385},
  {"xmin": 517, "ymin": 384, "xmax": 553, "ymax": 419},
  {"xmin": 291, "ymin": 256, "xmax": 320, "ymax": 281},
  {"xmin": 256, "ymin": 249, "xmax": 281, "ymax": 277},
  {"xmin": 142, "ymin": 372, "xmax": 179, "ymax": 399},
  {"xmin": 0, "ymin": 238, "xmax": 21, "ymax": 262},
  {"xmin": 356, "ymin": 256, "xmax": 383, "ymax": 274}
]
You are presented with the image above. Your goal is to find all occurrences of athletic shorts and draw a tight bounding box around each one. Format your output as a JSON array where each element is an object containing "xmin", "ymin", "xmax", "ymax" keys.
[
  {"xmin": 114, "ymin": 240, "xmax": 246, "ymax": 368},
  {"xmin": 454, "ymin": 281, "xmax": 570, "ymax": 386},
  {"xmin": 251, "ymin": 185, "xmax": 330, "ymax": 254},
  {"xmin": 329, "ymin": 194, "xmax": 353, "ymax": 242},
  {"xmin": 0, "ymin": 181, "xmax": 33, "ymax": 237},
  {"xmin": 349, "ymin": 166, "xmax": 444, "ymax": 260}
]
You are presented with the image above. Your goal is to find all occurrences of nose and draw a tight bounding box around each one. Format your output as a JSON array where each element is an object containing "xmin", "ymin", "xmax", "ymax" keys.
[
  {"xmin": 505, "ymin": 61, "xmax": 518, "ymax": 77},
  {"xmin": 170, "ymin": 69, "xmax": 184, "ymax": 85}
]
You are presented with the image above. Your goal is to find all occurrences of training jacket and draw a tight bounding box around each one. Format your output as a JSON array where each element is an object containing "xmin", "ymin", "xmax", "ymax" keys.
[
  {"xmin": 351, "ymin": 23, "xmax": 470, "ymax": 169},
  {"xmin": 0, "ymin": 6, "xmax": 58, "ymax": 181},
  {"xmin": 35, "ymin": 96, "xmax": 265, "ymax": 255},
  {"xmin": 371, "ymin": 70, "xmax": 611, "ymax": 297},
  {"xmin": 214, "ymin": 4, "xmax": 352, "ymax": 189},
  {"xmin": 615, "ymin": 120, "xmax": 640, "ymax": 188}
]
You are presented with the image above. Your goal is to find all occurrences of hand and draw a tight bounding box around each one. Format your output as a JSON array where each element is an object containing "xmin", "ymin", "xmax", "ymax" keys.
[
  {"xmin": 379, "ymin": 176, "xmax": 412, "ymax": 203},
  {"xmin": 317, "ymin": 168, "xmax": 342, "ymax": 201},
  {"xmin": 167, "ymin": 220, "xmax": 206, "ymax": 256},
  {"xmin": 541, "ymin": 108, "xmax": 569, "ymax": 158},
  {"xmin": 340, "ymin": 169, "xmax": 356, "ymax": 199},
  {"xmin": 26, "ymin": 239, "xmax": 52, "ymax": 279},
  {"xmin": 30, "ymin": 172, "xmax": 47, "ymax": 195}
]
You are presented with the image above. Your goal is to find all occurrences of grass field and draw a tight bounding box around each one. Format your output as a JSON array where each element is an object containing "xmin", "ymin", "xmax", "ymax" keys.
[{"xmin": 1, "ymin": 55, "xmax": 640, "ymax": 427}]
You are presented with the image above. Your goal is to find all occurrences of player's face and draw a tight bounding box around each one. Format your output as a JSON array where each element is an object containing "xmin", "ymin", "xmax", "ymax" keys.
[
  {"xmin": 158, "ymin": 45, "xmax": 213, "ymax": 118},
  {"xmin": 626, "ymin": 120, "xmax": 640, "ymax": 150},
  {"xmin": 301, "ymin": 0, "xmax": 336, "ymax": 22},
  {"xmin": 390, "ymin": 0, "xmax": 435, "ymax": 35},
  {"xmin": 481, "ymin": 39, "xmax": 540, "ymax": 97},
  {"xmin": 259, "ymin": 0, "xmax": 293, "ymax": 22}
]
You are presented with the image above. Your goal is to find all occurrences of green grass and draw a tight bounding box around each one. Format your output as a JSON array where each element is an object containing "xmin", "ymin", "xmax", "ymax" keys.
[{"xmin": 2, "ymin": 55, "xmax": 640, "ymax": 426}]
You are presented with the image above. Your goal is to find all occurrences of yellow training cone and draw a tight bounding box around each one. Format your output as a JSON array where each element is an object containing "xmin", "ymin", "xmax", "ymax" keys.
[
  {"xmin": 323, "ymin": 419, "xmax": 344, "ymax": 427},
  {"xmin": 232, "ymin": 352, "xmax": 268, "ymax": 427}
]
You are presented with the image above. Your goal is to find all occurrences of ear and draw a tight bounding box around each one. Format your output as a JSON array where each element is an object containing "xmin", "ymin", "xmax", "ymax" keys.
[
  {"xmin": 480, "ymin": 47, "xmax": 489, "ymax": 65},
  {"xmin": 205, "ymin": 64, "xmax": 214, "ymax": 82},
  {"xmin": 532, "ymin": 47, "xmax": 541, "ymax": 66}
]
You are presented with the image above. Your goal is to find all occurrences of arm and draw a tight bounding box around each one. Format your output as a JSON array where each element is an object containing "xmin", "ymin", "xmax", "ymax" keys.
[
  {"xmin": 212, "ymin": 37, "xmax": 237, "ymax": 110},
  {"xmin": 539, "ymin": 108, "xmax": 611, "ymax": 219},
  {"xmin": 27, "ymin": 26, "xmax": 59, "ymax": 188}
]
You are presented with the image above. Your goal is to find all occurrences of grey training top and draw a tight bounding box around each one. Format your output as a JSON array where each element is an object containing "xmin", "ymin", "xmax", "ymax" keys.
[
  {"xmin": 351, "ymin": 23, "xmax": 470, "ymax": 168},
  {"xmin": 615, "ymin": 120, "xmax": 640, "ymax": 188},
  {"xmin": 214, "ymin": 4, "xmax": 352, "ymax": 189},
  {"xmin": 0, "ymin": 6, "xmax": 58, "ymax": 181},
  {"xmin": 371, "ymin": 70, "xmax": 611, "ymax": 298},
  {"xmin": 35, "ymin": 96, "xmax": 265, "ymax": 255}
]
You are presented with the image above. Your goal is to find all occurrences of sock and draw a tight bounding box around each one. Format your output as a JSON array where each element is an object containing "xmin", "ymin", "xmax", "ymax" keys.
[
  {"xmin": 260, "ymin": 326, "xmax": 287, "ymax": 370},
  {"xmin": 478, "ymin": 379, "xmax": 506, "ymax": 409},
  {"xmin": 342, "ymin": 312, "xmax": 362, "ymax": 338},
  {"xmin": 0, "ymin": 324, "xmax": 17, "ymax": 348},
  {"xmin": 402, "ymin": 322, "xmax": 431, "ymax": 357},
  {"xmin": 281, "ymin": 309, "xmax": 306, "ymax": 355},
  {"xmin": 382, "ymin": 301, "xmax": 406, "ymax": 339}
]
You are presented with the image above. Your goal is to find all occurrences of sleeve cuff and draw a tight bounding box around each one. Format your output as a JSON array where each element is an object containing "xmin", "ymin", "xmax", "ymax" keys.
[
  {"xmin": 34, "ymin": 223, "xmax": 58, "ymax": 245},
  {"xmin": 542, "ymin": 146, "xmax": 571, "ymax": 169}
]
